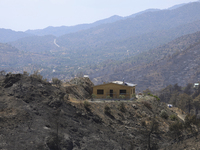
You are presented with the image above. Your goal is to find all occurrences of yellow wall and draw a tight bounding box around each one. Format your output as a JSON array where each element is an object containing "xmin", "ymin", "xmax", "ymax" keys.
[{"xmin": 93, "ymin": 83, "xmax": 135, "ymax": 99}]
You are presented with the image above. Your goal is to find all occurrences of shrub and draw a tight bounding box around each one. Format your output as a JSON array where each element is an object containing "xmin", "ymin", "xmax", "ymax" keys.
[
  {"xmin": 147, "ymin": 93, "xmax": 160, "ymax": 101},
  {"xmin": 153, "ymin": 95, "xmax": 160, "ymax": 101},
  {"xmin": 118, "ymin": 102, "xmax": 126, "ymax": 112},
  {"xmin": 52, "ymin": 78, "xmax": 62, "ymax": 87},
  {"xmin": 91, "ymin": 94, "xmax": 96, "ymax": 98},
  {"xmin": 30, "ymin": 70, "xmax": 43, "ymax": 80},
  {"xmin": 104, "ymin": 105, "xmax": 111, "ymax": 115},
  {"xmin": 119, "ymin": 95, "xmax": 125, "ymax": 99},
  {"xmin": 106, "ymin": 96, "xmax": 112, "ymax": 99},
  {"xmin": 141, "ymin": 120, "xmax": 146, "ymax": 126},
  {"xmin": 84, "ymin": 101, "xmax": 91, "ymax": 111},
  {"xmin": 132, "ymin": 93, "xmax": 136, "ymax": 98},
  {"xmin": 169, "ymin": 114, "xmax": 178, "ymax": 121},
  {"xmin": 23, "ymin": 71, "xmax": 29, "ymax": 76},
  {"xmin": 160, "ymin": 110, "xmax": 168, "ymax": 119}
]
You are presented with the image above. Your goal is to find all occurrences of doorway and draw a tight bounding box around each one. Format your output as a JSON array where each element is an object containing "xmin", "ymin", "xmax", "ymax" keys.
[{"xmin": 110, "ymin": 90, "xmax": 113, "ymax": 98}]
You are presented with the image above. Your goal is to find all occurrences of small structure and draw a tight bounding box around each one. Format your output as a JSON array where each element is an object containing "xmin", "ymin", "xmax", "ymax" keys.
[
  {"xmin": 167, "ymin": 104, "xmax": 173, "ymax": 108},
  {"xmin": 92, "ymin": 81, "xmax": 137, "ymax": 99},
  {"xmin": 194, "ymin": 83, "xmax": 199, "ymax": 89},
  {"xmin": 84, "ymin": 75, "xmax": 89, "ymax": 78}
]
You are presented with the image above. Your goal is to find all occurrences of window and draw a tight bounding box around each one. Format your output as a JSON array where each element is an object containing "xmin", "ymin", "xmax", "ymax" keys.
[
  {"xmin": 97, "ymin": 89, "xmax": 104, "ymax": 95},
  {"xmin": 120, "ymin": 90, "xmax": 126, "ymax": 95}
]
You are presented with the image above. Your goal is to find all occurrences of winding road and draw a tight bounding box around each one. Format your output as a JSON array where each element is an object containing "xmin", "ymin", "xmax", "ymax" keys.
[{"xmin": 54, "ymin": 39, "xmax": 60, "ymax": 48}]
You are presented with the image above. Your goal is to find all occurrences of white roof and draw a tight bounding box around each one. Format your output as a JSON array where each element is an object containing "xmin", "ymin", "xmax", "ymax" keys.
[
  {"xmin": 84, "ymin": 75, "xmax": 89, "ymax": 78},
  {"xmin": 112, "ymin": 81, "xmax": 137, "ymax": 87},
  {"xmin": 194, "ymin": 83, "xmax": 199, "ymax": 85}
]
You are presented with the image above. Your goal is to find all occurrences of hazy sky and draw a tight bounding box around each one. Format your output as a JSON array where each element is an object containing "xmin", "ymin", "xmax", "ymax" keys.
[{"xmin": 0, "ymin": 0, "xmax": 198, "ymax": 31}]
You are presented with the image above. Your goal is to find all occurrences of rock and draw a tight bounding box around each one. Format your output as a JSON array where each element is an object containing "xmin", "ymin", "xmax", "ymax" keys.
[{"xmin": 132, "ymin": 104, "xmax": 138, "ymax": 109}]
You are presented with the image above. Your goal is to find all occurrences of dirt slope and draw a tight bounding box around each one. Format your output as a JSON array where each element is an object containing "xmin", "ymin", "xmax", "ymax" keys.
[{"xmin": 0, "ymin": 73, "xmax": 198, "ymax": 150}]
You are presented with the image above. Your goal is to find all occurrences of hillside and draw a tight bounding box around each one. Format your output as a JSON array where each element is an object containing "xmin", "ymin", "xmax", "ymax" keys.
[
  {"xmin": 89, "ymin": 31, "xmax": 200, "ymax": 92},
  {"xmin": 0, "ymin": 73, "xmax": 194, "ymax": 150},
  {"xmin": 9, "ymin": 35, "xmax": 59, "ymax": 53}
]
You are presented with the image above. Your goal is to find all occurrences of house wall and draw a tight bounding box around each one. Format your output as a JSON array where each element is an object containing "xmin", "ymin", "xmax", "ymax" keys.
[{"xmin": 93, "ymin": 83, "xmax": 136, "ymax": 99}]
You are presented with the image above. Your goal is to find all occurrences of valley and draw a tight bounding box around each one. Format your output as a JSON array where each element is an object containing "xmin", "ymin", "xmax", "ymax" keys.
[
  {"xmin": 2, "ymin": 1, "xmax": 200, "ymax": 150},
  {"xmin": 1, "ymin": 2, "xmax": 200, "ymax": 92}
]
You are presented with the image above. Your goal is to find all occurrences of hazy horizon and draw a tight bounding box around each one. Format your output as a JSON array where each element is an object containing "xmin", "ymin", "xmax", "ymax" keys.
[{"xmin": 0, "ymin": 0, "xmax": 198, "ymax": 31}]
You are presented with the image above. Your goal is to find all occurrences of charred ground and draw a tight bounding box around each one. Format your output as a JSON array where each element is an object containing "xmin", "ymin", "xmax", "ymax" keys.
[{"xmin": 0, "ymin": 73, "xmax": 199, "ymax": 150}]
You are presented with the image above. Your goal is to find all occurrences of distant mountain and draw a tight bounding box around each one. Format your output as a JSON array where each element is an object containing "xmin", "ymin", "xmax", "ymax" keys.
[
  {"xmin": 167, "ymin": 3, "xmax": 187, "ymax": 10},
  {"xmin": 126, "ymin": 9, "xmax": 160, "ymax": 18},
  {"xmin": 23, "ymin": 3, "xmax": 188, "ymax": 37},
  {"xmin": 57, "ymin": 2, "xmax": 200, "ymax": 48},
  {"xmin": 0, "ymin": 28, "xmax": 32, "ymax": 43},
  {"xmin": 89, "ymin": 31, "xmax": 200, "ymax": 91},
  {"xmin": 25, "ymin": 15, "xmax": 123, "ymax": 37}
]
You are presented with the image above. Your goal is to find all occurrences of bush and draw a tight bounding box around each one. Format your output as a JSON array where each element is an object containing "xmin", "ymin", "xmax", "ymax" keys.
[
  {"xmin": 52, "ymin": 78, "xmax": 62, "ymax": 87},
  {"xmin": 91, "ymin": 94, "xmax": 96, "ymax": 98},
  {"xmin": 153, "ymin": 95, "xmax": 160, "ymax": 101},
  {"xmin": 147, "ymin": 93, "xmax": 160, "ymax": 101},
  {"xmin": 23, "ymin": 71, "xmax": 29, "ymax": 76},
  {"xmin": 30, "ymin": 70, "xmax": 43, "ymax": 80},
  {"xmin": 106, "ymin": 96, "xmax": 112, "ymax": 99},
  {"xmin": 84, "ymin": 101, "xmax": 91, "ymax": 111},
  {"xmin": 119, "ymin": 95, "xmax": 125, "ymax": 99},
  {"xmin": 132, "ymin": 93, "xmax": 136, "ymax": 98},
  {"xmin": 169, "ymin": 114, "xmax": 178, "ymax": 121},
  {"xmin": 141, "ymin": 120, "xmax": 146, "ymax": 126},
  {"xmin": 118, "ymin": 102, "xmax": 126, "ymax": 112},
  {"xmin": 104, "ymin": 105, "xmax": 111, "ymax": 115},
  {"xmin": 160, "ymin": 110, "xmax": 168, "ymax": 119}
]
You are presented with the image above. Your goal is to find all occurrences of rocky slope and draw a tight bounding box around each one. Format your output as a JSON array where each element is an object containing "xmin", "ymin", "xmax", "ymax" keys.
[{"xmin": 0, "ymin": 73, "xmax": 189, "ymax": 150}]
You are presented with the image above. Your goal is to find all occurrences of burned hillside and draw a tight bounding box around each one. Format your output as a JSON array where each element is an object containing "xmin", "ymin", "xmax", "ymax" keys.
[{"xmin": 0, "ymin": 73, "xmax": 200, "ymax": 150}]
